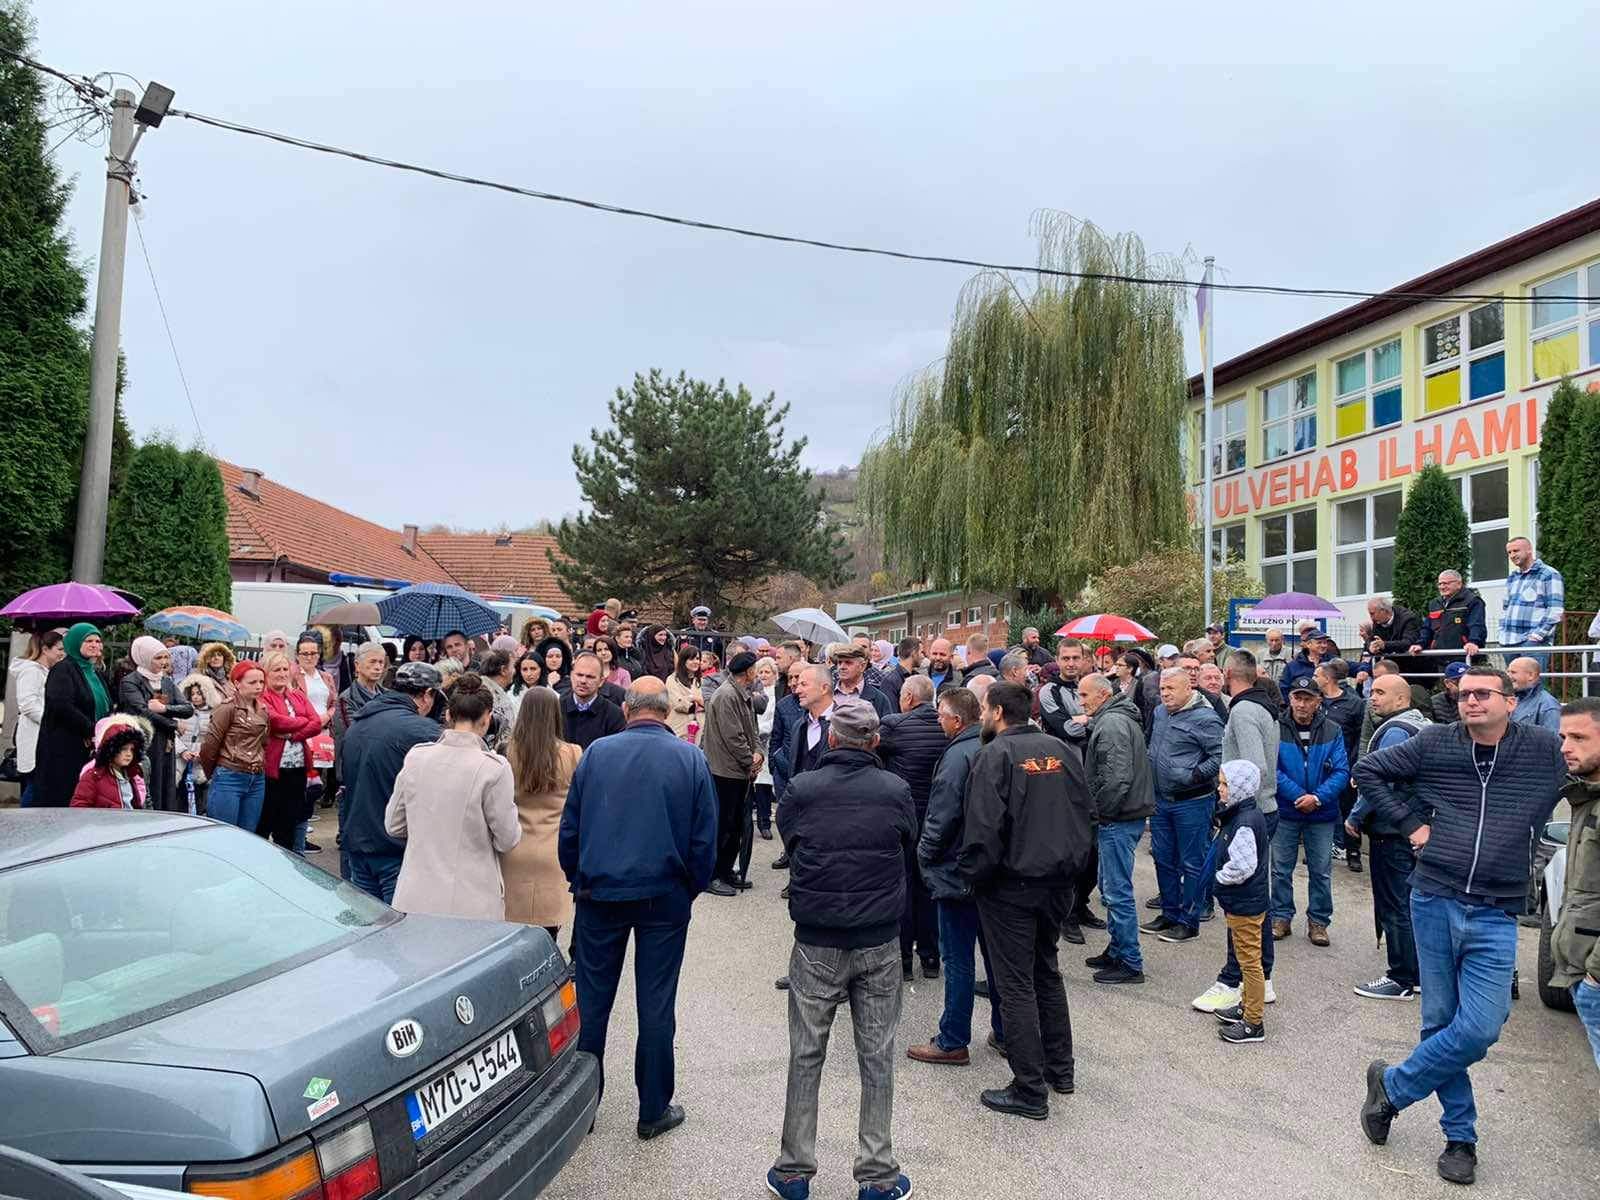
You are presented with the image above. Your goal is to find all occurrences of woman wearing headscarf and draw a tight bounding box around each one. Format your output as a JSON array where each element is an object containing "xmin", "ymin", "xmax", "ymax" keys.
[
  {"xmin": 197, "ymin": 642, "xmax": 238, "ymax": 702},
  {"xmin": 33, "ymin": 623, "xmax": 112, "ymax": 807},
  {"xmin": 9, "ymin": 629, "xmax": 65, "ymax": 806},
  {"xmin": 168, "ymin": 643, "xmax": 198, "ymax": 686},
  {"xmin": 520, "ymin": 617, "xmax": 551, "ymax": 658},
  {"xmin": 639, "ymin": 623, "xmax": 677, "ymax": 681},
  {"xmin": 118, "ymin": 635, "xmax": 194, "ymax": 812},
  {"xmin": 500, "ymin": 687, "xmax": 580, "ymax": 936},
  {"xmin": 259, "ymin": 650, "xmax": 327, "ymax": 849},
  {"xmin": 535, "ymin": 637, "xmax": 572, "ymax": 692}
]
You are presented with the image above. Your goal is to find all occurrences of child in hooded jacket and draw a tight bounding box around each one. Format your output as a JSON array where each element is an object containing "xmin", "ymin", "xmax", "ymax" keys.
[{"xmin": 1211, "ymin": 759, "xmax": 1271, "ymax": 1044}]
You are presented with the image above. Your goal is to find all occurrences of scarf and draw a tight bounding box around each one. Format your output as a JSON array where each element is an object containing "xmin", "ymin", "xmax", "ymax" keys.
[
  {"xmin": 131, "ymin": 635, "xmax": 167, "ymax": 685},
  {"xmin": 346, "ymin": 677, "xmax": 384, "ymax": 718},
  {"xmin": 64, "ymin": 622, "xmax": 111, "ymax": 719}
]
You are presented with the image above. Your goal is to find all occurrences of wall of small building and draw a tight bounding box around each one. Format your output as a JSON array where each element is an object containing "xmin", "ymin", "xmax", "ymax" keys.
[{"xmin": 858, "ymin": 591, "xmax": 1015, "ymax": 648}]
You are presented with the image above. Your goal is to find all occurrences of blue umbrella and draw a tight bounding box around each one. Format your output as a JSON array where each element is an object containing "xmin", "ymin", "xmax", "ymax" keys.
[{"xmin": 375, "ymin": 582, "xmax": 503, "ymax": 639}]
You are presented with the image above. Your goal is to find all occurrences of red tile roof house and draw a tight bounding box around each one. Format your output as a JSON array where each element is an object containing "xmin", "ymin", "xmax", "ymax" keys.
[{"xmin": 219, "ymin": 461, "xmax": 580, "ymax": 614}]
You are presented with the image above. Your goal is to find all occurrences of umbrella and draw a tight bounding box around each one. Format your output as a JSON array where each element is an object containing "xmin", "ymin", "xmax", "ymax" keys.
[
  {"xmin": 144, "ymin": 605, "xmax": 251, "ymax": 644},
  {"xmin": 1055, "ymin": 613, "xmax": 1157, "ymax": 642},
  {"xmin": 307, "ymin": 601, "xmax": 383, "ymax": 628},
  {"xmin": 1, "ymin": 582, "xmax": 139, "ymax": 625},
  {"xmin": 1248, "ymin": 591, "xmax": 1342, "ymax": 619},
  {"xmin": 771, "ymin": 607, "xmax": 849, "ymax": 647},
  {"xmin": 375, "ymin": 582, "xmax": 502, "ymax": 639}
]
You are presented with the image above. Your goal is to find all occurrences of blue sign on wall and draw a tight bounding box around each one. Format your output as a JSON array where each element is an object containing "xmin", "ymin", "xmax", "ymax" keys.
[{"xmin": 1226, "ymin": 598, "xmax": 1326, "ymax": 648}]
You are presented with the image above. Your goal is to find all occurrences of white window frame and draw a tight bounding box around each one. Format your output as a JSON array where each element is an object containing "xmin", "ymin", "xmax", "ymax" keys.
[
  {"xmin": 889, "ymin": 627, "xmax": 906, "ymax": 644},
  {"xmin": 1003, "ymin": 601, "xmax": 1012, "ymax": 620},
  {"xmin": 967, "ymin": 606, "xmax": 982, "ymax": 625},
  {"xmin": 1208, "ymin": 396, "xmax": 1247, "ymax": 477},
  {"xmin": 1333, "ymin": 337, "xmax": 1404, "ymax": 438},
  {"xmin": 1332, "ymin": 489, "xmax": 1402, "ymax": 599},
  {"xmin": 947, "ymin": 609, "xmax": 961, "ymax": 628},
  {"xmin": 1449, "ymin": 464, "xmax": 1510, "ymax": 584},
  {"xmin": 1260, "ymin": 370, "xmax": 1318, "ymax": 462},
  {"xmin": 988, "ymin": 603, "xmax": 999, "ymax": 622},
  {"xmin": 1259, "ymin": 507, "xmax": 1318, "ymax": 596},
  {"xmin": 1210, "ymin": 522, "xmax": 1245, "ymax": 566},
  {"xmin": 1422, "ymin": 300, "xmax": 1505, "ymax": 410},
  {"xmin": 1527, "ymin": 259, "xmax": 1600, "ymax": 383}
]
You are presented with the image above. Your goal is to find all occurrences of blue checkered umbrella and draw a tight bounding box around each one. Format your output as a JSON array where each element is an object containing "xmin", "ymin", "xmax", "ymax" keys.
[{"xmin": 375, "ymin": 583, "xmax": 503, "ymax": 639}]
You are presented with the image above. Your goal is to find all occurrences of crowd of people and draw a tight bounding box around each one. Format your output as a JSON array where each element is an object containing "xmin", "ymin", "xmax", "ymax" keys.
[{"xmin": 5, "ymin": 537, "xmax": 1599, "ymax": 1196}]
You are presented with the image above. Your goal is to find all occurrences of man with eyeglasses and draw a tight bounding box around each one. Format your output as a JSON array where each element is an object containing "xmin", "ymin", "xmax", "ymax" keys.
[{"xmin": 1353, "ymin": 666, "xmax": 1565, "ymax": 1186}]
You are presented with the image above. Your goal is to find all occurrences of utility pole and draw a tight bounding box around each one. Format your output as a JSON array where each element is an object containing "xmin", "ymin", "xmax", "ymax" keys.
[
  {"xmin": 71, "ymin": 88, "xmax": 136, "ymax": 584},
  {"xmin": 1200, "ymin": 256, "xmax": 1216, "ymax": 624}
]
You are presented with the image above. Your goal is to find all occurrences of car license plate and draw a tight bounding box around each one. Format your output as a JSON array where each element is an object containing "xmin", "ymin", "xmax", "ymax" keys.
[{"xmin": 405, "ymin": 1030, "xmax": 523, "ymax": 1141}]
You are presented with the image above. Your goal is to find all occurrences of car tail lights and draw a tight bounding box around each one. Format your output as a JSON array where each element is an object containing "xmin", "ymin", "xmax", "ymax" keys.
[
  {"xmin": 187, "ymin": 1120, "xmax": 379, "ymax": 1200},
  {"xmin": 542, "ymin": 979, "xmax": 580, "ymax": 1057}
]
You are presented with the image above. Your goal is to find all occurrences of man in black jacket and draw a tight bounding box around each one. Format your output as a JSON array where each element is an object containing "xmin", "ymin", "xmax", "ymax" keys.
[
  {"xmin": 959, "ymin": 682, "xmax": 1093, "ymax": 1120},
  {"xmin": 1361, "ymin": 597, "xmax": 1421, "ymax": 663},
  {"xmin": 769, "ymin": 700, "xmax": 916, "ymax": 1200},
  {"xmin": 561, "ymin": 652, "xmax": 626, "ymax": 749},
  {"xmin": 1315, "ymin": 662, "xmax": 1366, "ymax": 873},
  {"xmin": 880, "ymin": 674, "xmax": 946, "ymax": 979},
  {"xmin": 1078, "ymin": 675, "xmax": 1154, "ymax": 985},
  {"xmin": 831, "ymin": 642, "xmax": 892, "ymax": 718},
  {"xmin": 1408, "ymin": 569, "xmax": 1487, "ymax": 661},
  {"xmin": 1355, "ymin": 666, "xmax": 1566, "ymax": 1186},
  {"xmin": 1036, "ymin": 639, "xmax": 1104, "ymax": 943},
  {"xmin": 879, "ymin": 636, "xmax": 922, "ymax": 710}
]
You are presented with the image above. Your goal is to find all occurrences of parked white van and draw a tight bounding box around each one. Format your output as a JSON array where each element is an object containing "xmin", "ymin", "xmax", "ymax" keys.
[{"xmin": 231, "ymin": 581, "xmax": 393, "ymax": 645}]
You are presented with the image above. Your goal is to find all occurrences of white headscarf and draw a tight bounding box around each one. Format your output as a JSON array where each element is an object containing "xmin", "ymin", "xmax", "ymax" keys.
[{"xmin": 131, "ymin": 636, "xmax": 168, "ymax": 685}]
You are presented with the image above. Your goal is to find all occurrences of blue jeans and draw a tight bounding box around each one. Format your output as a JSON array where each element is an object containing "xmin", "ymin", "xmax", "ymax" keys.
[
  {"xmin": 1220, "ymin": 810, "xmax": 1278, "ymax": 985},
  {"xmin": 1270, "ymin": 818, "xmax": 1335, "ymax": 927},
  {"xmin": 934, "ymin": 897, "xmax": 1003, "ymax": 1051},
  {"xmin": 1384, "ymin": 891, "xmax": 1517, "ymax": 1143},
  {"xmin": 18, "ymin": 773, "xmax": 36, "ymax": 808},
  {"xmin": 1572, "ymin": 979, "xmax": 1600, "ymax": 1073},
  {"xmin": 575, "ymin": 887, "xmax": 692, "ymax": 1124},
  {"xmin": 207, "ymin": 768, "xmax": 265, "ymax": 833},
  {"xmin": 348, "ymin": 851, "xmax": 404, "ymax": 905},
  {"xmin": 1151, "ymin": 796, "xmax": 1212, "ymax": 927},
  {"xmin": 1097, "ymin": 818, "xmax": 1145, "ymax": 972}
]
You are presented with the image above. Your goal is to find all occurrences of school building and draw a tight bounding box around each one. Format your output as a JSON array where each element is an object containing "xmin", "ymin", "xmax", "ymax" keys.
[{"xmin": 1188, "ymin": 195, "xmax": 1600, "ymax": 636}]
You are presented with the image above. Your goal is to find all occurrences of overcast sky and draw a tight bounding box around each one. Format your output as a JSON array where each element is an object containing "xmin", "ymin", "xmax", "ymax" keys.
[{"xmin": 37, "ymin": 2, "xmax": 1600, "ymax": 529}]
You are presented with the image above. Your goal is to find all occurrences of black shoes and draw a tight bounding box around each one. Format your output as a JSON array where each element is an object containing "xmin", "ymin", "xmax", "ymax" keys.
[
  {"xmin": 775, "ymin": 976, "xmax": 790, "ymax": 991},
  {"xmin": 1085, "ymin": 948, "xmax": 1118, "ymax": 969},
  {"xmin": 1075, "ymin": 910, "xmax": 1108, "ymax": 931},
  {"xmin": 637, "ymin": 1103, "xmax": 686, "ymax": 1140},
  {"xmin": 706, "ymin": 880, "xmax": 736, "ymax": 897},
  {"xmin": 780, "ymin": 884, "xmax": 791, "ymax": 900},
  {"xmin": 974, "ymin": 978, "xmax": 991, "ymax": 997},
  {"xmin": 902, "ymin": 959, "xmax": 915, "ymax": 982},
  {"xmin": 921, "ymin": 958, "xmax": 940, "ymax": 979},
  {"xmin": 980, "ymin": 1086, "xmax": 1048, "ymax": 1120},
  {"xmin": 1046, "ymin": 1063, "xmax": 1075, "ymax": 1094},
  {"xmin": 1143, "ymin": 895, "xmax": 1163, "ymax": 910},
  {"xmin": 1062, "ymin": 922, "xmax": 1086, "ymax": 945},
  {"xmin": 1438, "ymin": 1141, "xmax": 1477, "ymax": 1185},
  {"xmin": 1140, "ymin": 914, "xmax": 1177, "ymax": 933},
  {"xmin": 1093, "ymin": 963, "xmax": 1144, "ymax": 985},
  {"xmin": 1361, "ymin": 1059, "xmax": 1398, "ymax": 1145},
  {"xmin": 1158, "ymin": 925, "xmax": 1199, "ymax": 944},
  {"xmin": 986, "ymin": 1031, "xmax": 1006, "ymax": 1055},
  {"xmin": 772, "ymin": 853, "xmax": 790, "ymax": 869},
  {"xmin": 1348, "ymin": 848, "xmax": 1363, "ymax": 873},
  {"xmin": 732, "ymin": 877, "xmax": 753, "ymax": 891},
  {"xmin": 1218, "ymin": 1019, "xmax": 1264, "ymax": 1044},
  {"xmin": 759, "ymin": 827, "xmax": 774, "ymax": 840}
]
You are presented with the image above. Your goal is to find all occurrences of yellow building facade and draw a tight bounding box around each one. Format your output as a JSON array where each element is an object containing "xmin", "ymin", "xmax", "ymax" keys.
[{"xmin": 1186, "ymin": 198, "xmax": 1600, "ymax": 633}]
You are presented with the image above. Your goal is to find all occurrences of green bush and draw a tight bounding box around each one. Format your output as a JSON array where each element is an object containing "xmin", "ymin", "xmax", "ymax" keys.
[
  {"xmin": 1082, "ymin": 547, "xmax": 1262, "ymax": 644},
  {"xmin": 1390, "ymin": 463, "xmax": 1471, "ymax": 616}
]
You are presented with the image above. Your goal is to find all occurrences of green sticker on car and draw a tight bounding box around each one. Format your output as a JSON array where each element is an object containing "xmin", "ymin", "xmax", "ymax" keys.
[{"xmin": 303, "ymin": 1077, "xmax": 333, "ymax": 1100}]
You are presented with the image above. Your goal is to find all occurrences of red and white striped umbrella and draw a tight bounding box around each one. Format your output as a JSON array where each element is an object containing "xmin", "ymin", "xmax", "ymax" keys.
[{"xmin": 1054, "ymin": 613, "xmax": 1157, "ymax": 643}]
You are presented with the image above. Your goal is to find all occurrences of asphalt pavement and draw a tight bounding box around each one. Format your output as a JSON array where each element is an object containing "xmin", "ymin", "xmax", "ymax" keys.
[{"xmin": 542, "ymin": 832, "xmax": 1596, "ymax": 1200}]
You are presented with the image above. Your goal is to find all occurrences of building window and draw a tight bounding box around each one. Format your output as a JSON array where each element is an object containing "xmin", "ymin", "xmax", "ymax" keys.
[
  {"xmin": 1261, "ymin": 370, "xmax": 1317, "ymax": 461},
  {"xmin": 947, "ymin": 609, "xmax": 961, "ymax": 627},
  {"xmin": 1334, "ymin": 489, "xmax": 1402, "ymax": 598},
  {"xmin": 1208, "ymin": 397, "xmax": 1246, "ymax": 476},
  {"xmin": 1529, "ymin": 261, "xmax": 1600, "ymax": 383},
  {"xmin": 1003, "ymin": 601, "xmax": 1012, "ymax": 620},
  {"xmin": 988, "ymin": 603, "xmax": 999, "ymax": 622},
  {"xmin": 1423, "ymin": 301, "xmax": 1504, "ymax": 413},
  {"xmin": 1260, "ymin": 507, "xmax": 1318, "ymax": 595},
  {"xmin": 1333, "ymin": 338, "xmax": 1403, "ymax": 439},
  {"xmin": 1449, "ymin": 465, "xmax": 1509, "ymax": 583},
  {"xmin": 967, "ymin": 606, "xmax": 982, "ymax": 625},
  {"xmin": 889, "ymin": 627, "xmax": 906, "ymax": 644},
  {"xmin": 1210, "ymin": 522, "xmax": 1245, "ymax": 566}
]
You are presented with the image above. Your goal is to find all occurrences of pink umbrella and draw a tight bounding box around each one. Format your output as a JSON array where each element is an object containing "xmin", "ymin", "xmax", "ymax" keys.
[
  {"xmin": 1055, "ymin": 614, "xmax": 1157, "ymax": 642},
  {"xmin": 1248, "ymin": 591, "xmax": 1342, "ymax": 619},
  {"xmin": 1, "ymin": 582, "xmax": 140, "ymax": 625}
]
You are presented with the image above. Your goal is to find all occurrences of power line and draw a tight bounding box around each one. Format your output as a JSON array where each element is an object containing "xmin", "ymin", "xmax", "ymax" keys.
[
  {"xmin": 6, "ymin": 47, "xmax": 1597, "ymax": 305},
  {"xmin": 132, "ymin": 212, "xmax": 205, "ymax": 442}
]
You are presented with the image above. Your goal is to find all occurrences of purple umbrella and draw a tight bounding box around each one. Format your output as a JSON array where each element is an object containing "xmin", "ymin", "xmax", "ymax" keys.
[
  {"xmin": 1248, "ymin": 591, "xmax": 1343, "ymax": 619},
  {"xmin": 1, "ymin": 582, "xmax": 141, "ymax": 625}
]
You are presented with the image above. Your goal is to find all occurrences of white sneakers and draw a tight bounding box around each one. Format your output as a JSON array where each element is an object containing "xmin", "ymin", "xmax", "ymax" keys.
[{"xmin": 1192, "ymin": 980, "xmax": 1276, "ymax": 1011}]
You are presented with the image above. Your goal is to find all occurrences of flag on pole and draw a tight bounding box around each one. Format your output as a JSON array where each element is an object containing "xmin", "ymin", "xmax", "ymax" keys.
[{"xmin": 1195, "ymin": 269, "xmax": 1212, "ymax": 374}]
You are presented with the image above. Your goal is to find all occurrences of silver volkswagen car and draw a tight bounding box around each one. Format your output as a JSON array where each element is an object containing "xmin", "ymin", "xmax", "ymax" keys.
[{"xmin": 0, "ymin": 809, "xmax": 599, "ymax": 1198}]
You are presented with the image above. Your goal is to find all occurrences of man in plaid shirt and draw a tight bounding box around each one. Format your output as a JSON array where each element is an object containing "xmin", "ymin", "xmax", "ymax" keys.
[{"xmin": 1500, "ymin": 536, "xmax": 1564, "ymax": 670}]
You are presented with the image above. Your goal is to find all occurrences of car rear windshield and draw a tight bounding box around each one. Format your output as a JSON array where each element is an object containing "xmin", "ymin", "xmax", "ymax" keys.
[{"xmin": 0, "ymin": 825, "xmax": 395, "ymax": 1050}]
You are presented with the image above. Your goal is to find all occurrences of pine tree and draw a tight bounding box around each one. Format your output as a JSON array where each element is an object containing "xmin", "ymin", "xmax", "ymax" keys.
[
  {"xmin": 105, "ymin": 441, "xmax": 232, "ymax": 613},
  {"xmin": 0, "ymin": 2, "xmax": 91, "ymax": 600},
  {"xmin": 551, "ymin": 370, "xmax": 850, "ymax": 624},
  {"xmin": 1536, "ymin": 378, "xmax": 1581, "ymax": 574},
  {"xmin": 1552, "ymin": 389, "xmax": 1600, "ymax": 614},
  {"xmin": 1391, "ymin": 463, "xmax": 1471, "ymax": 616}
]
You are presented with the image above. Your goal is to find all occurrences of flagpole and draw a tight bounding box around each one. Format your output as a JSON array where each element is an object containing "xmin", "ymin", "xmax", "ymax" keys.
[{"xmin": 1201, "ymin": 256, "xmax": 1216, "ymax": 625}]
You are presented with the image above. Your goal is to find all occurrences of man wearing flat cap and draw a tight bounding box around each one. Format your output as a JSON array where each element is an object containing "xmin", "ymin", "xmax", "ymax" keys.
[{"xmin": 830, "ymin": 641, "xmax": 892, "ymax": 718}]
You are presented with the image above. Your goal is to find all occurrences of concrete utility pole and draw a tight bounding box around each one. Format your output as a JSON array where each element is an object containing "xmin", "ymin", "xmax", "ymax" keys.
[
  {"xmin": 72, "ymin": 89, "xmax": 137, "ymax": 583},
  {"xmin": 1200, "ymin": 256, "xmax": 1216, "ymax": 624}
]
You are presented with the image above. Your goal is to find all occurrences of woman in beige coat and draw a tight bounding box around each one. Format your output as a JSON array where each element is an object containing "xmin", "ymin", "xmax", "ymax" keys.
[
  {"xmin": 664, "ymin": 643, "xmax": 703, "ymax": 742},
  {"xmin": 385, "ymin": 675, "xmax": 521, "ymax": 920},
  {"xmin": 500, "ymin": 687, "xmax": 581, "ymax": 936}
]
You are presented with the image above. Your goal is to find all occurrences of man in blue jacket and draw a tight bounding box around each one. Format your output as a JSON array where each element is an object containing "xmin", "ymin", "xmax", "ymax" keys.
[
  {"xmin": 1142, "ymin": 667, "xmax": 1224, "ymax": 944},
  {"xmin": 1507, "ymin": 656, "xmax": 1562, "ymax": 732},
  {"xmin": 1355, "ymin": 666, "xmax": 1566, "ymax": 1186},
  {"xmin": 1270, "ymin": 679, "xmax": 1349, "ymax": 946},
  {"xmin": 559, "ymin": 677, "xmax": 718, "ymax": 1143}
]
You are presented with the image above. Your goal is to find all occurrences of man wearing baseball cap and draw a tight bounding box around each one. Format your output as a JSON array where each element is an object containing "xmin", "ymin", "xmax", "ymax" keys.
[
  {"xmin": 1432, "ymin": 661, "xmax": 1469, "ymax": 724},
  {"xmin": 769, "ymin": 699, "xmax": 916, "ymax": 1200},
  {"xmin": 1138, "ymin": 644, "xmax": 1183, "ymax": 732}
]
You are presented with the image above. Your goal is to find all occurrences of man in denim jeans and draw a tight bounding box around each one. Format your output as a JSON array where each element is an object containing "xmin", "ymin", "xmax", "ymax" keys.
[
  {"xmin": 768, "ymin": 700, "xmax": 915, "ymax": 1200},
  {"xmin": 1355, "ymin": 666, "xmax": 1565, "ymax": 1186}
]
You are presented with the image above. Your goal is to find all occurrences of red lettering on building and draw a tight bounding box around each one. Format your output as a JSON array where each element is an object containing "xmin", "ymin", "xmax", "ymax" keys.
[
  {"xmin": 1267, "ymin": 467, "xmax": 1288, "ymax": 507},
  {"xmin": 1339, "ymin": 449, "xmax": 1358, "ymax": 490},
  {"xmin": 1248, "ymin": 474, "xmax": 1270, "ymax": 511},
  {"xmin": 1414, "ymin": 425, "xmax": 1442, "ymax": 468},
  {"xmin": 1312, "ymin": 456, "xmax": 1337, "ymax": 496},
  {"xmin": 1481, "ymin": 402, "xmax": 1521, "ymax": 457},
  {"xmin": 1446, "ymin": 417, "xmax": 1480, "ymax": 465},
  {"xmin": 1289, "ymin": 460, "xmax": 1312, "ymax": 502}
]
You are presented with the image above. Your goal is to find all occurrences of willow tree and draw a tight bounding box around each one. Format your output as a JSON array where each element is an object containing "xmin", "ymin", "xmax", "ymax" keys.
[{"xmin": 860, "ymin": 214, "xmax": 1190, "ymax": 601}]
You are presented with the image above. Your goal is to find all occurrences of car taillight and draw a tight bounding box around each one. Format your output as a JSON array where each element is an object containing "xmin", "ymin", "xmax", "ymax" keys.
[
  {"xmin": 543, "ymin": 979, "xmax": 580, "ymax": 1057},
  {"xmin": 314, "ymin": 1121, "xmax": 380, "ymax": 1200},
  {"xmin": 187, "ymin": 1148, "xmax": 322, "ymax": 1200}
]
